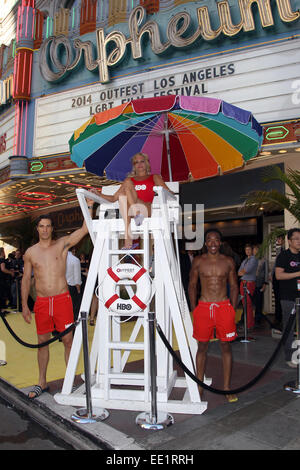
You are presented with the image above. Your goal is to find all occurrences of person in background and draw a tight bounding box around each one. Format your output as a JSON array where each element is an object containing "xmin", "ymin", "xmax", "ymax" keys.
[
  {"xmin": 5, "ymin": 252, "xmax": 15, "ymax": 307},
  {"xmin": 180, "ymin": 249, "xmax": 196, "ymax": 310},
  {"xmin": 66, "ymin": 249, "xmax": 82, "ymax": 322},
  {"xmin": 252, "ymin": 244, "xmax": 269, "ymax": 328},
  {"xmin": 11, "ymin": 249, "xmax": 24, "ymax": 311},
  {"xmin": 221, "ymin": 242, "xmax": 241, "ymax": 273},
  {"xmin": 238, "ymin": 244, "xmax": 258, "ymax": 330},
  {"xmin": 221, "ymin": 241, "xmax": 241, "ymax": 299},
  {"xmin": 275, "ymin": 228, "xmax": 300, "ymax": 368},
  {"xmin": 0, "ymin": 247, "xmax": 14, "ymax": 311},
  {"xmin": 272, "ymin": 235, "xmax": 285, "ymax": 330},
  {"xmin": 79, "ymin": 252, "xmax": 89, "ymax": 291}
]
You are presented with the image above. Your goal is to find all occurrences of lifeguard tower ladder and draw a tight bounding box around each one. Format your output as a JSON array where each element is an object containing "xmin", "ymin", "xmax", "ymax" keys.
[{"xmin": 54, "ymin": 184, "xmax": 208, "ymax": 415}]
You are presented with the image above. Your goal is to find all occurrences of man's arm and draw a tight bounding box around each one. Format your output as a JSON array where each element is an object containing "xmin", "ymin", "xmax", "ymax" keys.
[
  {"xmin": 188, "ymin": 257, "xmax": 200, "ymax": 311},
  {"xmin": 153, "ymin": 174, "xmax": 176, "ymax": 195},
  {"xmin": 275, "ymin": 267, "xmax": 300, "ymax": 280},
  {"xmin": 228, "ymin": 258, "xmax": 239, "ymax": 309},
  {"xmin": 238, "ymin": 257, "xmax": 257, "ymax": 277},
  {"xmin": 74, "ymin": 258, "xmax": 82, "ymax": 294},
  {"xmin": 237, "ymin": 260, "xmax": 245, "ymax": 277},
  {"xmin": 0, "ymin": 261, "xmax": 14, "ymax": 278},
  {"xmin": 21, "ymin": 251, "xmax": 33, "ymax": 324},
  {"xmin": 62, "ymin": 198, "xmax": 95, "ymax": 251}
]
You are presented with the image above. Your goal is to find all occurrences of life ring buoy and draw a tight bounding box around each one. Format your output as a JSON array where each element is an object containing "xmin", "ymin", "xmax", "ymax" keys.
[{"xmin": 101, "ymin": 263, "xmax": 152, "ymax": 314}]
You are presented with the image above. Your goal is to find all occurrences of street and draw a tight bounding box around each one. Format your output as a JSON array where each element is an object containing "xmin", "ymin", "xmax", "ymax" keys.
[{"xmin": 0, "ymin": 396, "xmax": 72, "ymax": 450}]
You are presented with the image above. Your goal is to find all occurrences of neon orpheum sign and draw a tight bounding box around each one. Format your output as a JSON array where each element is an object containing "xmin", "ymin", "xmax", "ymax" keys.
[{"xmin": 39, "ymin": 2, "xmax": 300, "ymax": 84}]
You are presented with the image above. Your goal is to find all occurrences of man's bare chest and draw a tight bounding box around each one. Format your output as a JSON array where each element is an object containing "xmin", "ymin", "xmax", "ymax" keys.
[
  {"xmin": 199, "ymin": 260, "xmax": 229, "ymax": 278},
  {"xmin": 31, "ymin": 245, "xmax": 65, "ymax": 270}
]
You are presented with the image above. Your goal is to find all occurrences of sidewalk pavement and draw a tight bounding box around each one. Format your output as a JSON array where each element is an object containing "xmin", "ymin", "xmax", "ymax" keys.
[{"xmin": 1, "ymin": 316, "xmax": 300, "ymax": 452}]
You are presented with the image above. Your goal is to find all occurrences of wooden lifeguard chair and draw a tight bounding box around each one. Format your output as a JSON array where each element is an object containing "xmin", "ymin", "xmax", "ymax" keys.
[{"xmin": 54, "ymin": 184, "xmax": 208, "ymax": 415}]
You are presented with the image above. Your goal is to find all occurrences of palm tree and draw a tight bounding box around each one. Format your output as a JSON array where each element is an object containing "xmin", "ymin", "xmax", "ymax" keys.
[{"xmin": 242, "ymin": 165, "xmax": 300, "ymax": 254}]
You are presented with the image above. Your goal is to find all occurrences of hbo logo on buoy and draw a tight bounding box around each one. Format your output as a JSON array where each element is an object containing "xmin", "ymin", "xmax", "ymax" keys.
[{"xmin": 117, "ymin": 303, "xmax": 132, "ymax": 310}]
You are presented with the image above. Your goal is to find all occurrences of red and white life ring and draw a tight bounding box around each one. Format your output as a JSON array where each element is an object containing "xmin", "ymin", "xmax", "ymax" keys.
[{"xmin": 101, "ymin": 263, "xmax": 152, "ymax": 314}]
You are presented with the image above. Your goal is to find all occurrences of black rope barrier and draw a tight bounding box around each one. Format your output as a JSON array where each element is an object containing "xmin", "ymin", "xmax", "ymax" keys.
[
  {"xmin": 0, "ymin": 306, "xmax": 295, "ymax": 395},
  {"xmin": 0, "ymin": 311, "xmax": 77, "ymax": 349},
  {"xmin": 156, "ymin": 311, "xmax": 296, "ymax": 396}
]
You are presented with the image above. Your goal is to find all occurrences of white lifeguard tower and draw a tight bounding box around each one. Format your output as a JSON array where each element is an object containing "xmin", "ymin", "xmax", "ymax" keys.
[{"xmin": 54, "ymin": 184, "xmax": 208, "ymax": 416}]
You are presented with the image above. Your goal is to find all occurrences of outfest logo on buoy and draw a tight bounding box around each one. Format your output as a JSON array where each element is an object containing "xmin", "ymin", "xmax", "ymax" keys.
[
  {"xmin": 116, "ymin": 267, "xmax": 135, "ymax": 273},
  {"xmin": 101, "ymin": 263, "xmax": 152, "ymax": 314}
]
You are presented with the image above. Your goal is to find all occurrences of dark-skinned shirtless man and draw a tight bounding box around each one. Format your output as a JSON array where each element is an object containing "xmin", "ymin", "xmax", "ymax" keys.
[
  {"xmin": 21, "ymin": 196, "xmax": 95, "ymax": 399},
  {"xmin": 188, "ymin": 229, "xmax": 239, "ymax": 403}
]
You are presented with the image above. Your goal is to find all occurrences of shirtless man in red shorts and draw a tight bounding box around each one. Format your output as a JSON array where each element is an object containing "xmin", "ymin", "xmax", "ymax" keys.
[
  {"xmin": 188, "ymin": 229, "xmax": 239, "ymax": 403},
  {"xmin": 21, "ymin": 196, "xmax": 94, "ymax": 399}
]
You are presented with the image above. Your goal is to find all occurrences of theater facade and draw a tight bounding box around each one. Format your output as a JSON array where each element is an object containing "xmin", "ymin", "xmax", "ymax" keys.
[{"xmin": 0, "ymin": 0, "xmax": 300, "ymax": 310}]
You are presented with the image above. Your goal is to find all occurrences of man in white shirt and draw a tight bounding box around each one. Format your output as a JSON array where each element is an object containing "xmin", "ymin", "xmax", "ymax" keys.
[{"xmin": 66, "ymin": 250, "xmax": 82, "ymax": 321}]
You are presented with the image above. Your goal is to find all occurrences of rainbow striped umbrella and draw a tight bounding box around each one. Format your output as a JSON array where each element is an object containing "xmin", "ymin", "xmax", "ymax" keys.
[{"xmin": 69, "ymin": 95, "xmax": 263, "ymax": 182}]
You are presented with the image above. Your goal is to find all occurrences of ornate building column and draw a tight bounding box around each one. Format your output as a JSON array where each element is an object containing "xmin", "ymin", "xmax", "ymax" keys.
[{"xmin": 11, "ymin": 0, "xmax": 37, "ymax": 176}]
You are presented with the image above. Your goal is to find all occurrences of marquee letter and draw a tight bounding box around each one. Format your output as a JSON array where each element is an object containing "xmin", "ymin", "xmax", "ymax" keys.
[
  {"xmin": 39, "ymin": 35, "xmax": 81, "ymax": 82},
  {"xmin": 276, "ymin": 0, "xmax": 300, "ymax": 22},
  {"xmin": 96, "ymin": 29, "xmax": 127, "ymax": 83},
  {"xmin": 197, "ymin": 7, "xmax": 222, "ymax": 40},
  {"xmin": 167, "ymin": 12, "xmax": 201, "ymax": 47},
  {"xmin": 217, "ymin": 1, "xmax": 243, "ymax": 36},
  {"xmin": 239, "ymin": 0, "xmax": 274, "ymax": 31},
  {"xmin": 129, "ymin": 6, "xmax": 169, "ymax": 58}
]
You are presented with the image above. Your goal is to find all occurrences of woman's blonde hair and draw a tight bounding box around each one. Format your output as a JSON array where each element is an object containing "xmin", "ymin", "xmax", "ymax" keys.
[{"xmin": 128, "ymin": 152, "xmax": 151, "ymax": 177}]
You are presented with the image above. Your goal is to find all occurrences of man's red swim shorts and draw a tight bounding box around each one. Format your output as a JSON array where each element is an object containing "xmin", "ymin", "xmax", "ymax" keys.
[
  {"xmin": 193, "ymin": 300, "xmax": 237, "ymax": 342},
  {"xmin": 34, "ymin": 292, "xmax": 74, "ymax": 335}
]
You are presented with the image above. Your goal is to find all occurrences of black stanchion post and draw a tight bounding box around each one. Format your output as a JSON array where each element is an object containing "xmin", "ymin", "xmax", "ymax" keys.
[
  {"xmin": 0, "ymin": 318, "xmax": 6, "ymax": 365},
  {"xmin": 136, "ymin": 311, "xmax": 174, "ymax": 430},
  {"xmin": 239, "ymin": 281, "xmax": 255, "ymax": 343},
  {"xmin": 71, "ymin": 311, "xmax": 109, "ymax": 423},
  {"xmin": 149, "ymin": 311, "xmax": 158, "ymax": 423},
  {"xmin": 284, "ymin": 299, "xmax": 300, "ymax": 394}
]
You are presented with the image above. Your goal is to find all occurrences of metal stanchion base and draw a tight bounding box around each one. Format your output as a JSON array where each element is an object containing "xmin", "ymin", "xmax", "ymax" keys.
[
  {"xmin": 71, "ymin": 407, "xmax": 109, "ymax": 424},
  {"xmin": 238, "ymin": 336, "xmax": 256, "ymax": 343},
  {"xmin": 0, "ymin": 360, "xmax": 7, "ymax": 366},
  {"xmin": 284, "ymin": 381, "xmax": 300, "ymax": 394},
  {"xmin": 136, "ymin": 411, "xmax": 174, "ymax": 430}
]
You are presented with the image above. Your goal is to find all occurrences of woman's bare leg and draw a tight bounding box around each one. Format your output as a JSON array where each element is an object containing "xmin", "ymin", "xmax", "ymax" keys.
[{"xmin": 118, "ymin": 180, "xmax": 150, "ymax": 249}]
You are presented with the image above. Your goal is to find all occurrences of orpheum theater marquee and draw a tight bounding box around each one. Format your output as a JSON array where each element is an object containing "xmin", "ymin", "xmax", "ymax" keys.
[
  {"xmin": 39, "ymin": 3, "xmax": 299, "ymax": 84},
  {"xmin": 32, "ymin": 1, "xmax": 300, "ymax": 158}
]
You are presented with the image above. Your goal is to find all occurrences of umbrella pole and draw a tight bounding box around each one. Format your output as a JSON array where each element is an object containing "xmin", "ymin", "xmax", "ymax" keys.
[{"xmin": 164, "ymin": 113, "xmax": 173, "ymax": 182}]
